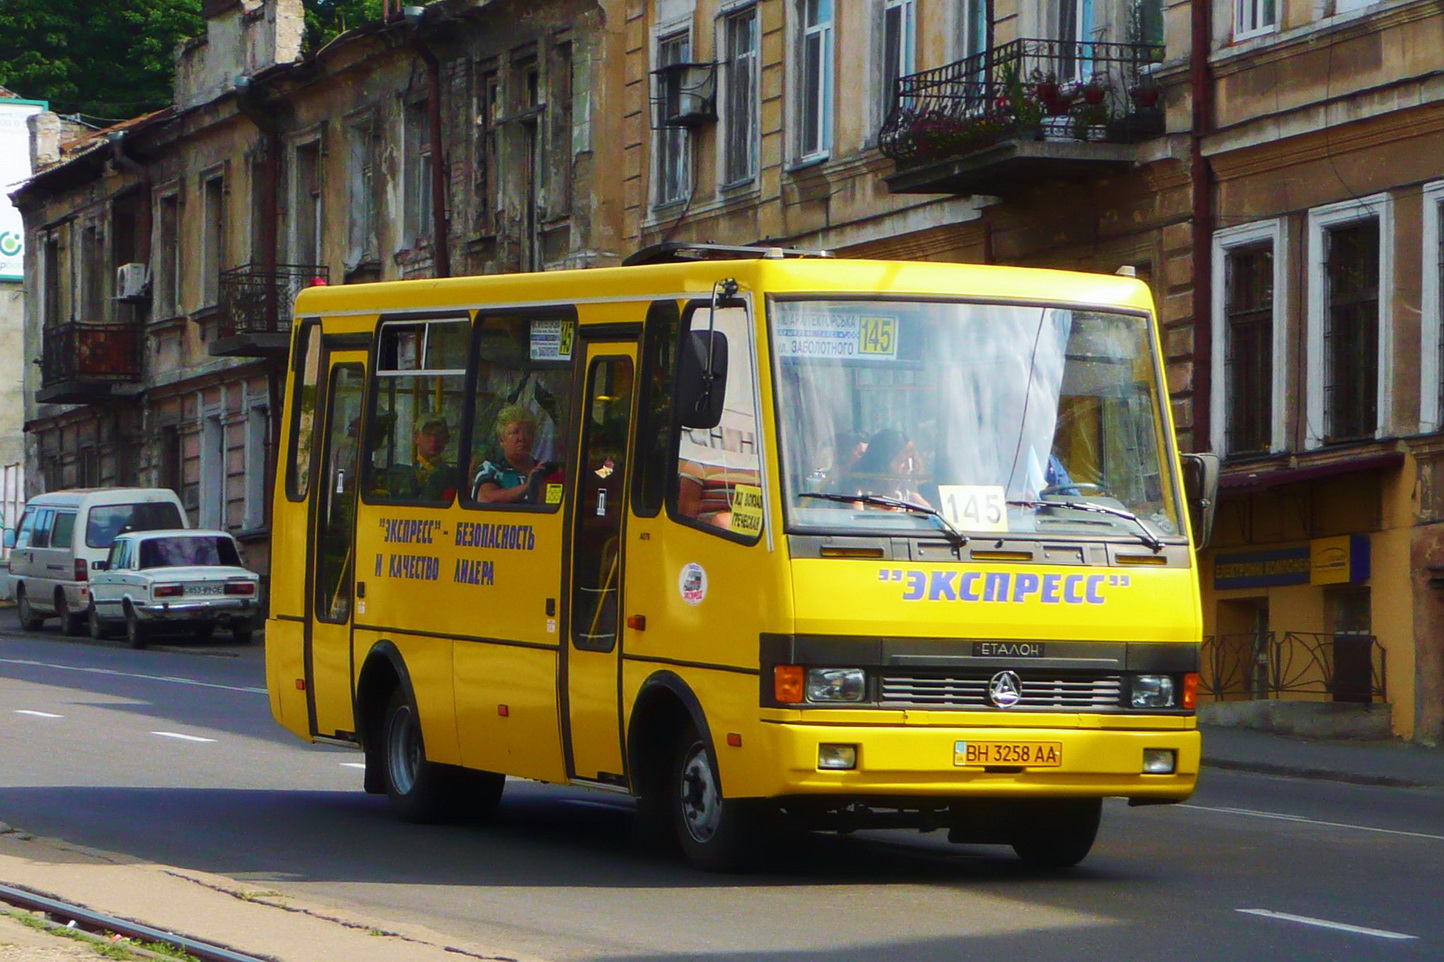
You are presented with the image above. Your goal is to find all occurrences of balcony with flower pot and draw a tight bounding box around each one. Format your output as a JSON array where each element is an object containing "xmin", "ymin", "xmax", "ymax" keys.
[{"xmin": 879, "ymin": 38, "xmax": 1165, "ymax": 197}]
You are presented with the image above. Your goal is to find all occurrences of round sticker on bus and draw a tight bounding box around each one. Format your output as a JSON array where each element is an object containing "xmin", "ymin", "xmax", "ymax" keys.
[{"xmin": 679, "ymin": 563, "xmax": 708, "ymax": 606}]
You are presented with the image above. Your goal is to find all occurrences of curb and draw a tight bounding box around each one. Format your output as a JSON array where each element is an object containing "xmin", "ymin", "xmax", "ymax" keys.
[{"xmin": 1200, "ymin": 756, "xmax": 1434, "ymax": 790}]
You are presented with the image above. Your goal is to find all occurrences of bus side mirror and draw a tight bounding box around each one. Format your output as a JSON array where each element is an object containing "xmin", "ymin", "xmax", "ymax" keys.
[
  {"xmin": 676, "ymin": 330, "xmax": 728, "ymax": 429},
  {"xmin": 1, "ymin": 529, "xmax": 13, "ymax": 549},
  {"xmin": 1180, "ymin": 452, "xmax": 1219, "ymax": 550}
]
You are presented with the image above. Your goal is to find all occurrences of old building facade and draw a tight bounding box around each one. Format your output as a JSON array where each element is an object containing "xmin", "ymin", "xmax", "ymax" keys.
[{"xmin": 13, "ymin": 0, "xmax": 1444, "ymax": 740}]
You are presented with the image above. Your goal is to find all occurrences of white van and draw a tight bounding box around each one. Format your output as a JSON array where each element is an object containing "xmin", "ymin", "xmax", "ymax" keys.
[{"xmin": 5, "ymin": 488, "xmax": 189, "ymax": 635}]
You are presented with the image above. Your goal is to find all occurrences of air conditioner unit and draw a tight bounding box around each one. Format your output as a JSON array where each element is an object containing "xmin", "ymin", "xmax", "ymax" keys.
[{"xmin": 115, "ymin": 263, "xmax": 150, "ymax": 302}]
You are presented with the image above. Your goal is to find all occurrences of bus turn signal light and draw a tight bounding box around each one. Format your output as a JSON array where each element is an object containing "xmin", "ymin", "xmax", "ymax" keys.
[
  {"xmin": 774, "ymin": 665, "xmax": 804, "ymax": 704},
  {"xmin": 1182, "ymin": 672, "xmax": 1198, "ymax": 710}
]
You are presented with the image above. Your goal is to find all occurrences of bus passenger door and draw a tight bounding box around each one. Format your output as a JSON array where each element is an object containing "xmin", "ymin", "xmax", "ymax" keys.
[
  {"xmin": 306, "ymin": 353, "xmax": 366, "ymax": 739},
  {"xmin": 563, "ymin": 340, "xmax": 637, "ymax": 782}
]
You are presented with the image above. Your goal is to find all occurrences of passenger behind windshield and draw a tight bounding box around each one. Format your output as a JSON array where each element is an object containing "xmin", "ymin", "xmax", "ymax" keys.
[{"xmin": 837, "ymin": 428, "xmax": 932, "ymax": 508}]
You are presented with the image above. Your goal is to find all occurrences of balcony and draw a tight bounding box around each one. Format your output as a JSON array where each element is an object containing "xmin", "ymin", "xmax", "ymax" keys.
[
  {"xmin": 37, "ymin": 321, "xmax": 143, "ymax": 405},
  {"xmin": 879, "ymin": 38, "xmax": 1165, "ymax": 197},
  {"xmin": 210, "ymin": 263, "xmax": 329, "ymax": 357}
]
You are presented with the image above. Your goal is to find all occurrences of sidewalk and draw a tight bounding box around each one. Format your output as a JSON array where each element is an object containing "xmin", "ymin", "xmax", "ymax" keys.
[
  {"xmin": 0, "ymin": 828, "xmax": 536, "ymax": 962},
  {"xmin": 1201, "ymin": 723, "xmax": 1444, "ymax": 789}
]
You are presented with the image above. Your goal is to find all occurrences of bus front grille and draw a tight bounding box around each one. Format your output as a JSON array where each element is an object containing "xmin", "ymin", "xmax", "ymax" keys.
[{"xmin": 878, "ymin": 673, "xmax": 1123, "ymax": 710}]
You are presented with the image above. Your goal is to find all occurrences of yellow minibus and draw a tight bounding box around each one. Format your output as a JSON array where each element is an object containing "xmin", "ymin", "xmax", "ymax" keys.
[{"xmin": 267, "ymin": 245, "xmax": 1216, "ymax": 870}]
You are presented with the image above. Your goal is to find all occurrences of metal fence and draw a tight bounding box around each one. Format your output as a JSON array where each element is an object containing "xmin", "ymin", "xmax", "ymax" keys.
[
  {"xmin": 40, "ymin": 321, "xmax": 143, "ymax": 386},
  {"xmin": 218, "ymin": 263, "xmax": 329, "ymax": 339},
  {"xmin": 1201, "ymin": 631, "xmax": 1387, "ymax": 703},
  {"xmin": 879, "ymin": 37, "xmax": 1165, "ymax": 167}
]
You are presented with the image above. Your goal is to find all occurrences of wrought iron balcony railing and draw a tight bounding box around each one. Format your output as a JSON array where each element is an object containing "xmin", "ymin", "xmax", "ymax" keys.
[
  {"xmin": 879, "ymin": 38, "xmax": 1165, "ymax": 168},
  {"xmin": 1201, "ymin": 631, "xmax": 1387, "ymax": 703},
  {"xmin": 40, "ymin": 321, "xmax": 142, "ymax": 388},
  {"xmin": 217, "ymin": 263, "xmax": 329, "ymax": 340}
]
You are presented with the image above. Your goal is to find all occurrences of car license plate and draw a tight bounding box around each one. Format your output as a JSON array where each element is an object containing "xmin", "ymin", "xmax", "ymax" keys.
[
  {"xmin": 954, "ymin": 741, "xmax": 1063, "ymax": 767},
  {"xmin": 189, "ymin": 585, "xmax": 224, "ymax": 595}
]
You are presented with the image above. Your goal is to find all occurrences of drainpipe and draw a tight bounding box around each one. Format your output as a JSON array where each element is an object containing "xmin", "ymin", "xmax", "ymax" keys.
[
  {"xmin": 1190, "ymin": 0, "xmax": 1216, "ymax": 453},
  {"xmin": 405, "ymin": 7, "xmax": 452, "ymax": 277}
]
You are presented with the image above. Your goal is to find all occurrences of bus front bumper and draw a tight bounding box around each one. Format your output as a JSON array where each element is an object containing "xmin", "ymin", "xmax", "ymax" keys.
[{"xmin": 759, "ymin": 722, "xmax": 1200, "ymax": 803}]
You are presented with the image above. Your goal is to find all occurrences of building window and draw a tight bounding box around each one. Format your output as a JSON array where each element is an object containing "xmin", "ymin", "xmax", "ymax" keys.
[
  {"xmin": 244, "ymin": 403, "xmax": 268, "ymax": 530},
  {"xmin": 548, "ymin": 40, "xmax": 574, "ymax": 218},
  {"xmin": 404, "ymin": 100, "xmax": 433, "ymax": 249},
  {"xmin": 1421, "ymin": 182, "xmax": 1444, "ymax": 434},
  {"xmin": 797, "ymin": 0, "xmax": 834, "ymax": 161},
  {"xmin": 721, "ymin": 6, "xmax": 759, "ymax": 186},
  {"xmin": 1223, "ymin": 245, "xmax": 1273, "ymax": 456},
  {"xmin": 1306, "ymin": 194, "xmax": 1393, "ymax": 449},
  {"xmin": 880, "ymin": 0, "xmax": 916, "ymax": 124},
  {"xmin": 79, "ymin": 223, "xmax": 104, "ymax": 320},
  {"xmin": 654, "ymin": 31, "xmax": 692, "ymax": 206},
  {"xmin": 201, "ymin": 173, "xmax": 225, "ymax": 308},
  {"xmin": 1212, "ymin": 220, "xmax": 1286, "ymax": 458},
  {"xmin": 200, "ymin": 414, "xmax": 225, "ymax": 530},
  {"xmin": 345, "ymin": 112, "xmax": 377, "ymax": 272},
  {"xmin": 156, "ymin": 191, "xmax": 181, "ymax": 319},
  {"xmin": 42, "ymin": 232, "xmax": 60, "ymax": 328},
  {"xmin": 1234, "ymin": 0, "xmax": 1277, "ymax": 40},
  {"xmin": 291, "ymin": 138, "xmax": 322, "ymax": 266},
  {"xmin": 474, "ymin": 68, "xmax": 500, "ymax": 236}
]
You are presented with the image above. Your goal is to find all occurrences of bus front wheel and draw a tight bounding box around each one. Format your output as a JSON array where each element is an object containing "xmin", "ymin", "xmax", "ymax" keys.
[
  {"xmin": 380, "ymin": 688, "xmax": 453, "ymax": 823},
  {"xmin": 672, "ymin": 727, "xmax": 763, "ymax": 871},
  {"xmin": 1010, "ymin": 798, "xmax": 1102, "ymax": 869}
]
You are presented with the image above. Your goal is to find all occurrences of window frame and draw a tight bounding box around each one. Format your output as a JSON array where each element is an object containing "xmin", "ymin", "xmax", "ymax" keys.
[
  {"xmin": 1210, "ymin": 218, "xmax": 1288, "ymax": 458},
  {"xmin": 879, "ymin": 0, "xmax": 918, "ymax": 133},
  {"xmin": 653, "ymin": 29, "xmax": 694, "ymax": 208},
  {"xmin": 1233, "ymin": 0, "xmax": 1278, "ymax": 42},
  {"xmin": 1305, "ymin": 193, "xmax": 1394, "ymax": 449},
  {"xmin": 1420, "ymin": 180, "xmax": 1444, "ymax": 434},
  {"xmin": 719, "ymin": 3, "xmax": 760, "ymax": 189},
  {"xmin": 794, "ymin": 0, "xmax": 835, "ymax": 163}
]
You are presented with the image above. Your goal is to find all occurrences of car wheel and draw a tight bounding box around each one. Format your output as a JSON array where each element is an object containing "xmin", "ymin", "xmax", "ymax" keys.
[
  {"xmin": 231, "ymin": 625, "xmax": 254, "ymax": 645},
  {"xmin": 380, "ymin": 687, "xmax": 456, "ymax": 823},
  {"xmin": 1011, "ymin": 798, "xmax": 1102, "ymax": 870},
  {"xmin": 124, "ymin": 606, "xmax": 149, "ymax": 650},
  {"xmin": 672, "ymin": 726, "xmax": 765, "ymax": 871},
  {"xmin": 16, "ymin": 586, "xmax": 45, "ymax": 631},
  {"xmin": 57, "ymin": 593, "xmax": 85, "ymax": 637},
  {"xmin": 87, "ymin": 604, "xmax": 109, "ymax": 640}
]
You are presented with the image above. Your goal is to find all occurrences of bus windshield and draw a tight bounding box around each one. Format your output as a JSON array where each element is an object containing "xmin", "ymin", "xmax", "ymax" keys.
[{"xmin": 771, "ymin": 297, "xmax": 1183, "ymax": 544}]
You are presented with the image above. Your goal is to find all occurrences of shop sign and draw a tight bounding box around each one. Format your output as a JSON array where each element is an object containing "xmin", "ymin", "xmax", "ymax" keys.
[
  {"xmin": 1310, "ymin": 534, "xmax": 1370, "ymax": 585},
  {"xmin": 1213, "ymin": 546, "xmax": 1311, "ymax": 589}
]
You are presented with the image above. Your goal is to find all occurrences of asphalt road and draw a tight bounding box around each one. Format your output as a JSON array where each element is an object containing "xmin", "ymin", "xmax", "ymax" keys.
[{"xmin": 1, "ymin": 608, "xmax": 1440, "ymax": 961}]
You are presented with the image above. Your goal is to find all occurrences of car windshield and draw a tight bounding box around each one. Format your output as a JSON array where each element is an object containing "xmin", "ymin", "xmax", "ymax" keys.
[
  {"xmin": 138, "ymin": 536, "xmax": 241, "ymax": 569},
  {"xmin": 772, "ymin": 297, "xmax": 1183, "ymax": 543}
]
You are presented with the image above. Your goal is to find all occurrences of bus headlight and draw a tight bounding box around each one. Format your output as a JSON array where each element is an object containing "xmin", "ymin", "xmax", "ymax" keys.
[
  {"xmin": 806, "ymin": 668, "xmax": 867, "ymax": 703},
  {"xmin": 1131, "ymin": 674, "xmax": 1177, "ymax": 708}
]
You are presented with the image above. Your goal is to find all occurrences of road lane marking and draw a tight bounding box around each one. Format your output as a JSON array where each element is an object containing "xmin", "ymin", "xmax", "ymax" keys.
[
  {"xmin": 0, "ymin": 657, "xmax": 266, "ymax": 695},
  {"xmin": 1182, "ymin": 804, "xmax": 1444, "ymax": 842},
  {"xmin": 13, "ymin": 710, "xmax": 64, "ymax": 718},
  {"xmin": 151, "ymin": 731, "xmax": 217, "ymax": 743},
  {"xmin": 1237, "ymin": 909, "xmax": 1418, "ymax": 941}
]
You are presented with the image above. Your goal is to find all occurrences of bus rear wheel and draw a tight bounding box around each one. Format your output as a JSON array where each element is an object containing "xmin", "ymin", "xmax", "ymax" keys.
[
  {"xmin": 380, "ymin": 687, "xmax": 454, "ymax": 823},
  {"xmin": 672, "ymin": 727, "xmax": 763, "ymax": 871},
  {"xmin": 1010, "ymin": 798, "xmax": 1102, "ymax": 869}
]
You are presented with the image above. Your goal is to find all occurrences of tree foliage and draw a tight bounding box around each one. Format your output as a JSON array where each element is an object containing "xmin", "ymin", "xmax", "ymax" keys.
[{"xmin": 0, "ymin": 0, "xmax": 392, "ymax": 123}]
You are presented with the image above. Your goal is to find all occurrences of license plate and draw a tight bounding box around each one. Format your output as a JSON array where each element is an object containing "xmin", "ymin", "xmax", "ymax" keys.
[
  {"xmin": 189, "ymin": 585, "xmax": 224, "ymax": 595},
  {"xmin": 954, "ymin": 741, "xmax": 1063, "ymax": 767}
]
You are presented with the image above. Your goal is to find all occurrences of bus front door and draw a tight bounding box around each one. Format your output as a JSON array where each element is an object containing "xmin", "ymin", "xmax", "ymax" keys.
[
  {"xmin": 563, "ymin": 341, "xmax": 638, "ymax": 782},
  {"xmin": 306, "ymin": 353, "xmax": 366, "ymax": 740}
]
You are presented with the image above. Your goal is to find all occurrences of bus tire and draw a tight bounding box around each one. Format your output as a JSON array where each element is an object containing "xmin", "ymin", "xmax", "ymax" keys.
[
  {"xmin": 381, "ymin": 687, "xmax": 453, "ymax": 823},
  {"xmin": 1011, "ymin": 798, "xmax": 1102, "ymax": 869},
  {"xmin": 672, "ymin": 726, "xmax": 762, "ymax": 871}
]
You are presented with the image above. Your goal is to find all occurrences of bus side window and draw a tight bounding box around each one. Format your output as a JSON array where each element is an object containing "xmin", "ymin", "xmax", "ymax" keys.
[
  {"xmin": 632, "ymin": 300, "xmax": 682, "ymax": 517},
  {"xmin": 365, "ymin": 318, "xmax": 468, "ymax": 504},
  {"xmin": 463, "ymin": 311, "xmax": 575, "ymax": 509},
  {"xmin": 286, "ymin": 321, "xmax": 322, "ymax": 500},
  {"xmin": 668, "ymin": 301, "xmax": 763, "ymax": 543}
]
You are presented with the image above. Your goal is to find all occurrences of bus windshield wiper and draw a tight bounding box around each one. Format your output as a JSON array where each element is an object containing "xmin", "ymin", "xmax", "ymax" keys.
[
  {"xmin": 801, "ymin": 492, "xmax": 969, "ymax": 548},
  {"xmin": 1006, "ymin": 498, "xmax": 1164, "ymax": 552}
]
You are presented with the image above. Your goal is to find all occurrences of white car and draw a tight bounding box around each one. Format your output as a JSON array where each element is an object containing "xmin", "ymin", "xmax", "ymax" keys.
[{"xmin": 88, "ymin": 529, "xmax": 262, "ymax": 648}]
